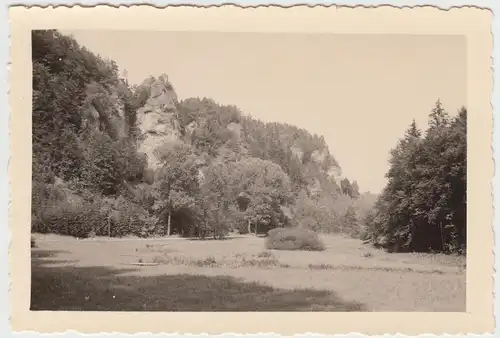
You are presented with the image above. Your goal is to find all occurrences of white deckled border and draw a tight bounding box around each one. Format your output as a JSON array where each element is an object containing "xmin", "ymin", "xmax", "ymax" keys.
[{"xmin": 8, "ymin": 4, "xmax": 493, "ymax": 335}]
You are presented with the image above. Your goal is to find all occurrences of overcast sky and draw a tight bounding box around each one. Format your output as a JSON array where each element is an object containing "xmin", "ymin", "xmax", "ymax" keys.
[{"xmin": 63, "ymin": 30, "xmax": 466, "ymax": 194}]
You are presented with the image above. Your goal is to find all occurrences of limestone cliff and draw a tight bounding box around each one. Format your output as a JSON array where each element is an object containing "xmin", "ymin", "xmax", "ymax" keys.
[
  {"xmin": 135, "ymin": 74, "xmax": 182, "ymax": 169},
  {"xmin": 131, "ymin": 74, "xmax": 346, "ymax": 196},
  {"xmin": 310, "ymin": 148, "xmax": 344, "ymax": 186},
  {"xmin": 81, "ymin": 81, "xmax": 128, "ymax": 139},
  {"xmin": 290, "ymin": 144, "xmax": 343, "ymax": 192}
]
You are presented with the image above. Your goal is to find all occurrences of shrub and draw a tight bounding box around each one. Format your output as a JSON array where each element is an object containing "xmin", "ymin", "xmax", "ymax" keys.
[
  {"xmin": 31, "ymin": 236, "xmax": 36, "ymax": 248},
  {"xmin": 234, "ymin": 252, "xmax": 280, "ymax": 268},
  {"xmin": 31, "ymin": 179, "xmax": 68, "ymax": 233},
  {"xmin": 35, "ymin": 195, "xmax": 159, "ymax": 239},
  {"xmin": 103, "ymin": 196, "xmax": 158, "ymax": 238},
  {"xmin": 38, "ymin": 200, "xmax": 108, "ymax": 238},
  {"xmin": 240, "ymin": 257, "xmax": 278, "ymax": 268},
  {"xmin": 193, "ymin": 256, "xmax": 218, "ymax": 267},
  {"xmin": 265, "ymin": 227, "xmax": 325, "ymax": 251},
  {"xmin": 257, "ymin": 251, "xmax": 273, "ymax": 258}
]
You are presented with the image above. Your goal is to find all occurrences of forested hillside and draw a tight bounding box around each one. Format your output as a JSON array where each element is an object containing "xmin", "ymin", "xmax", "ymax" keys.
[
  {"xmin": 31, "ymin": 30, "xmax": 466, "ymax": 255},
  {"xmin": 32, "ymin": 30, "xmax": 371, "ymax": 240}
]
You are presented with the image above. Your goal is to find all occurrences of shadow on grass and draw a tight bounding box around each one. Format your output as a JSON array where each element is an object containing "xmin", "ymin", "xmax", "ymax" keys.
[
  {"xmin": 30, "ymin": 248, "xmax": 79, "ymax": 267},
  {"xmin": 31, "ymin": 249, "xmax": 70, "ymax": 260},
  {"xmin": 31, "ymin": 249, "xmax": 367, "ymax": 312}
]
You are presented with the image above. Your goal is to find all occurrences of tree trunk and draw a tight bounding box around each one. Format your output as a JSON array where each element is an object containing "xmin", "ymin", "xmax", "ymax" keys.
[
  {"xmin": 167, "ymin": 210, "xmax": 171, "ymax": 236},
  {"xmin": 439, "ymin": 222, "xmax": 445, "ymax": 252},
  {"xmin": 166, "ymin": 180, "xmax": 172, "ymax": 237},
  {"xmin": 247, "ymin": 219, "xmax": 251, "ymax": 234},
  {"xmin": 255, "ymin": 222, "xmax": 258, "ymax": 235}
]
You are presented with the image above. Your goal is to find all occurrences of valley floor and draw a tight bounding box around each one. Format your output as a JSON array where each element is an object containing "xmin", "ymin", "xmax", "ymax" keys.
[{"xmin": 30, "ymin": 233, "xmax": 466, "ymax": 312}]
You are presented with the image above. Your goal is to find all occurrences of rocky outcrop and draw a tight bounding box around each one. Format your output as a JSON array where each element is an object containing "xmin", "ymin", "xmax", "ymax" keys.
[
  {"xmin": 135, "ymin": 74, "xmax": 182, "ymax": 169},
  {"xmin": 290, "ymin": 145, "xmax": 304, "ymax": 162},
  {"xmin": 289, "ymin": 144, "xmax": 343, "ymax": 191},
  {"xmin": 226, "ymin": 122, "xmax": 242, "ymax": 140},
  {"xmin": 82, "ymin": 82, "xmax": 128, "ymax": 139},
  {"xmin": 307, "ymin": 178, "xmax": 322, "ymax": 197},
  {"xmin": 185, "ymin": 121, "xmax": 198, "ymax": 139},
  {"xmin": 108, "ymin": 91, "xmax": 127, "ymax": 139},
  {"xmin": 131, "ymin": 74, "xmax": 347, "ymax": 194},
  {"xmin": 311, "ymin": 149, "xmax": 345, "ymax": 188},
  {"xmin": 310, "ymin": 149, "xmax": 327, "ymax": 166},
  {"xmin": 326, "ymin": 165, "xmax": 343, "ymax": 187}
]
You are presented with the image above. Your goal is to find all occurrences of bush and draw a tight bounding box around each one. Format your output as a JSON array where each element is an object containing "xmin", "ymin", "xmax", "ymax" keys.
[
  {"xmin": 109, "ymin": 198, "xmax": 157, "ymax": 238},
  {"xmin": 265, "ymin": 227, "xmax": 325, "ymax": 251},
  {"xmin": 37, "ymin": 200, "xmax": 108, "ymax": 238},
  {"xmin": 31, "ymin": 236, "xmax": 36, "ymax": 248},
  {"xmin": 90, "ymin": 195, "xmax": 160, "ymax": 238},
  {"xmin": 34, "ymin": 195, "xmax": 159, "ymax": 239}
]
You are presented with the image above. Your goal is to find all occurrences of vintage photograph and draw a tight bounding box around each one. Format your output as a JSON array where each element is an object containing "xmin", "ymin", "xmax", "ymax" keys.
[{"xmin": 30, "ymin": 29, "xmax": 468, "ymax": 312}]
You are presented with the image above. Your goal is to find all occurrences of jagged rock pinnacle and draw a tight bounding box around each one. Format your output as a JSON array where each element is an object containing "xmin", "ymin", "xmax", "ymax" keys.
[{"xmin": 136, "ymin": 75, "xmax": 181, "ymax": 170}]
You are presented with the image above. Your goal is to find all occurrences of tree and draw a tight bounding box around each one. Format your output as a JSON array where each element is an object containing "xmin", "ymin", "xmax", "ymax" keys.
[
  {"xmin": 341, "ymin": 206, "xmax": 359, "ymax": 236},
  {"xmin": 292, "ymin": 189, "xmax": 338, "ymax": 233},
  {"xmin": 199, "ymin": 162, "xmax": 233, "ymax": 238},
  {"xmin": 154, "ymin": 141, "xmax": 202, "ymax": 236},
  {"xmin": 33, "ymin": 30, "xmax": 384, "ymax": 242},
  {"xmin": 340, "ymin": 178, "xmax": 352, "ymax": 197},
  {"xmin": 229, "ymin": 158, "xmax": 292, "ymax": 234},
  {"xmin": 446, "ymin": 107, "xmax": 467, "ymax": 253},
  {"xmin": 350, "ymin": 181, "xmax": 360, "ymax": 199},
  {"xmin": 80, "ymin": 131, "xmax": 125, "ymax": 195},
  {"xmin": 360, "ymin": 210, "xmax": 377, "ymax": 242},
  {"xmin": 429, "ymin": 99, "xmax": 450, "ymax": 130},
  {"xmin": 373, "ymin": 117, "xmax": 424, "ymax": 251},
  {"xmin": 366, "ymin": 101, "xmax": 467, "ymax": 253}
]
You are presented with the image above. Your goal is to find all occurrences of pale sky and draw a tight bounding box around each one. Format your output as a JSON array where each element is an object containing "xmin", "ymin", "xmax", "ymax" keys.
[{"xmin": 63, "ymin": 30, "xmax": 466, "ymax": 194}]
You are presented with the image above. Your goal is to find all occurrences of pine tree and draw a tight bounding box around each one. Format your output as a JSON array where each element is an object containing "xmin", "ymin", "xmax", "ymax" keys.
[
  {"xmin": 350, "ymin": 181, "xmax": 360, "ymax": 199},
  {"xmin": 367, "ymin": 101, "xmax": 467, "ymax": 253},
  {"xmin": 341, "ymin": 206, "xmax": 358, "ymax": 235}
]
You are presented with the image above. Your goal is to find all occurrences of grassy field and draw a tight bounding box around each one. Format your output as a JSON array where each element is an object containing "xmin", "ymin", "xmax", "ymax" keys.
[{"xmin": 31, "ymin": 233, "xmax": 466, "ymax": 312}]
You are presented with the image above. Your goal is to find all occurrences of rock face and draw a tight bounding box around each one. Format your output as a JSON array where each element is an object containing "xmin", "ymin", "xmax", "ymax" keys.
[
  {"xmin": 131, "ymin": 74, "xmax": 346, "ymax": 191},
  {"xmin": 226, "ymin": 122, "xmax": 242, "ymax": 140},
  {"xmin": 136, "ymin": 74, "xmax": 182, "ymax": 169},
  {"xmin": 290, "ymin": 145, "xmax": 304, "ymax": 162},
  {"xmin": 108, "ymin": 91, "xmax": 127, "ymax": 139},
  {"xmin": 82, "ymin": 82, "xmax": 128, "ymax": 139},
  {"xmin": 328, "ymin": 167, "xmax": 344, "ymax": 187},
  {"xmin": 289, "ymin": 143, "xmax": 343, "ymax": 190}
]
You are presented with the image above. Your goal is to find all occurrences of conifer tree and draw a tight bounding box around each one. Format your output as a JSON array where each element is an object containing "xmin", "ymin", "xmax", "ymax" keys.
[{"xmin": 367, "ymin": 101, "xmax": 467, "ymax": 253}]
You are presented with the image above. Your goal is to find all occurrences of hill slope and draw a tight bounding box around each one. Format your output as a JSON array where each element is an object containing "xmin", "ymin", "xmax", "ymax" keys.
[{"xmin": 31, "ymin": 30, "xmax": 373, "ymax": 239}]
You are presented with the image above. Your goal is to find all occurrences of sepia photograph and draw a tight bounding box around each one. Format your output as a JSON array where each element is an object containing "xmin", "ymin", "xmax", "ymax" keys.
[
  {"xmin": 8, "ymin": 4, "xmax": 494, "ymax": 335},
  {"xmin": 30, "ymin": 29, "xmax": 468, "ymax": 312}
]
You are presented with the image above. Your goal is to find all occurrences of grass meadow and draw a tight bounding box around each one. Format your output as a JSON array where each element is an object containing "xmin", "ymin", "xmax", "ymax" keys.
[{"xmin": 31, "ymin": 233, "xmax": 466, "ymax": 312}]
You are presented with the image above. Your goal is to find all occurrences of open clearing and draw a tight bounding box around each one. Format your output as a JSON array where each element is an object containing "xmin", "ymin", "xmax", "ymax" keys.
[{"xmin": 31, "ymin": 233, "xmax": 466, "ymax": 311}]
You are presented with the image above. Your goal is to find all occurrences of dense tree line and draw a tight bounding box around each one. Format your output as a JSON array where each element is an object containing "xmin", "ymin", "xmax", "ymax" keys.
[
  {"xmin": 31, "ymin": 29, "xmax": 382, "ymax": 241},
  {"xmin": 32, "ymin": 30, "xmax": 150, "ymax": 236},
  {"xmin": 362, "ymin": 101, "xmax": 467, "ymax": 254},
  {"xmin": 32, "ymin": 30, "xmax": 147, "ymax": 189}
]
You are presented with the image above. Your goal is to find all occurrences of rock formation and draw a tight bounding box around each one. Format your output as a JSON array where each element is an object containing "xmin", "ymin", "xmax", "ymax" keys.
[
  {"xmin": 82, "ymin": 81, "xmax": 128, "ymax": 139},
  {"xmin": 135, "ymin": 74, "xmax": 182, "ymax": 169}
]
